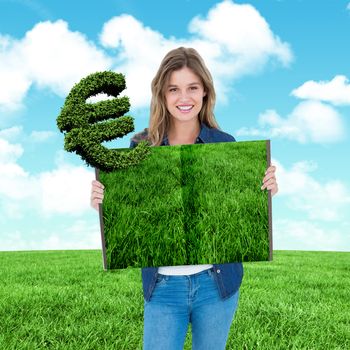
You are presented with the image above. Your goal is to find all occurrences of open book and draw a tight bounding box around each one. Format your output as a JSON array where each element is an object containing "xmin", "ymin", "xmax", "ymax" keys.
[{"xmin": 96, "ymin": 140, "xmax": 272, "ymax": 269}]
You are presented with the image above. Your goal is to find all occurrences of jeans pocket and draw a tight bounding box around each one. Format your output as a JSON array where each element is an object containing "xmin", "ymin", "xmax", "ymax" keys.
[
  {"xmin": 207, "ymin": 268, "xmax": 216, "ymax": 281},
  {"xmin": 155, "ymin": 274, "xmax": 167, "ymax": 285}
]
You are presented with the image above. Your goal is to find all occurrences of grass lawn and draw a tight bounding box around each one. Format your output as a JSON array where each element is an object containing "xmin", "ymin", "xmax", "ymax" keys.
[{"xmin": 0, "ymin": 250, "xmax": 349, "ymax": 349}]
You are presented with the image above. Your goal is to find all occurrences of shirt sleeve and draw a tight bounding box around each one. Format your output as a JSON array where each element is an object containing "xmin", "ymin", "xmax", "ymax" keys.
[
  {"xmin": 221, "ymin": 133, "xmax": 236, "ymax": 143},
  {"xmin": 227, "ymin": 134, "xmax": 236, "ymax": 142}
]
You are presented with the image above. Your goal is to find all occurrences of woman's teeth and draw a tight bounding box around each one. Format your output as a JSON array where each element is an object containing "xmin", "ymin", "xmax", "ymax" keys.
[{"xmin": 177, "ymin": 105, "xmax": 193, "ymax": 111}]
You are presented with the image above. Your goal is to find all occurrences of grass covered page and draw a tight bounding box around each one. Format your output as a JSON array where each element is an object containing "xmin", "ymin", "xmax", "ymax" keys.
[{"xmin": 96, "ymin": 140, "xmax": 272, "ymax": 269}]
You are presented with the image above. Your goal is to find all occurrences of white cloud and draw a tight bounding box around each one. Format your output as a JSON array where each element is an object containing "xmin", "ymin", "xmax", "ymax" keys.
[
  {"xmin": 0, "ymin": 1, "xmax": 293, "ymax": 111},
  {"xmin": 1, "ymin": 126, "xmax": 56, "ymax": 143},
  {"xmin": 273, "ymin": 219, "xmax": 350, "ymax": 252},
  {"xmin": 291, "ymin": 75, "xmax": 350, "ymax": 105},
  {"xmin": 86, "ymin": 93, "xmax": 115, "ymax": 104},
  {"xmin": 0, "ymin": 126, "xmax": 23, "ymax": 140},
  {"xmin": 30, "ymin": 130, "xmax": 56, "ymax": 142},
  {"xmin": 0, "ymin": 20, "xmax": 111, "ymax": 111},
  {"xmin": 0, "ymin": 138, "xmax": 23, "ymax": 163},
  {"xmin": 38, "ymin": 162, "xmax": 94, "ymax": 216},
  {"xmin": 40, "ymin": 220, "xmax": 101, "ymax": 250},
  {"xmin": 100, "ymin": 0, "xmax": 292, "ymax": 107},
  {"xmin": 0, "ymin": 137, "xmax": 38, "ymax": 202},
  {"xmin": 273, "ymin": 158, "xmax": 350, "ymax": 221},
  {"xmin": 0, "ymin": 162, "xmax": 35, "ymax": 200},
  {"xmin": 271, "ymin": 158, "xmax": 350, "ymax": 251},
  {"xmin": 100, "ymin": 14, "xmax": 181, "ymax": 108},
  {"xmin": 0, "ymin": 219, "xmax": 101, "ymax": 251},
  {"xmin": 0, "ymin": 137, "xmax": 95, "ymax": 214},
  {"xmin": 237, "ymin": 100, "xmax": 345, "ymax": 143},
  {"xmin": 189, "ymin": 0, "xmax": 292, "ymax": 69},
  {"xmin": 0, "ymin": 137, "xmax": 99, "ymax": 251}
]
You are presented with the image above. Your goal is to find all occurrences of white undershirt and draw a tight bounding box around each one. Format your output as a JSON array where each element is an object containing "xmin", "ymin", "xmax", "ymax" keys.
[{"xmin": 158, "ymin": 264, "xmax": 213, "ymax": 275}]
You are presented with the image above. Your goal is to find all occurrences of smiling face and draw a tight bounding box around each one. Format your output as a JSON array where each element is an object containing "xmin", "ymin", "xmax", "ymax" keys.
[{"xmin": 164, "ymin": 66, "xmax": 206, "ymax": 125}]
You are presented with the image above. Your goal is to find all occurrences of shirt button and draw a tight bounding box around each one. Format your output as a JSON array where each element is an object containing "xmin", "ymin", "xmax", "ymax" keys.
[
  {"xmin": 196, "ymin": 138, "xmax": 199, "ymax": 142},
  {"xmin": 216, "ymin": 269, "xmax": 221, "ymax": 273}
]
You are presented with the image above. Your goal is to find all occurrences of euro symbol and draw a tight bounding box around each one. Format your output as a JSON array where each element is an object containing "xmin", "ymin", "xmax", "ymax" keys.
[{"xmin": 56, "ymin": 71, "xmax": 151, "ymax": 172}]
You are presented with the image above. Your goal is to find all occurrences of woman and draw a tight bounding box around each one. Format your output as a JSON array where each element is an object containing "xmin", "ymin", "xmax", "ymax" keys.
[{"xmin": 91, "ymin": 47, "xmax": 278, "ymax": 350}]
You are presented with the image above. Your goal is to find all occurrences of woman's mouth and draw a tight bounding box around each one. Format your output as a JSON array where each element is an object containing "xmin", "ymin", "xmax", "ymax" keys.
[{"xmin": 176, "ymin": 105, "xmax": 194, "ymax": 113}]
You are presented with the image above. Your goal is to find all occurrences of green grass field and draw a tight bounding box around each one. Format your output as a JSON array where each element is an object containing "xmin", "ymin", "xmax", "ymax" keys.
[
  {"xmin": 99, "ymin": 140, "xmax": 270, "ymax": 269},
  {"xmin": 0, "ymin": 250, "xmax": 349, "ymax": 349}
]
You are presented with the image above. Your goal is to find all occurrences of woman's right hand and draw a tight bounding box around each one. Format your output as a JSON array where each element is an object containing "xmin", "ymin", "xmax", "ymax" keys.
[{"xmin": 91, "ymin": 180, "xmax": 105, "ymax": 211}]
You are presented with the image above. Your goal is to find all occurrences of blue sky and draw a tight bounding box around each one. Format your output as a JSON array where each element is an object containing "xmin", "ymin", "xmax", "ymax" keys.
[{"xmin": 1, "ymin": 0, "xmax": 349, "ymax": 253}]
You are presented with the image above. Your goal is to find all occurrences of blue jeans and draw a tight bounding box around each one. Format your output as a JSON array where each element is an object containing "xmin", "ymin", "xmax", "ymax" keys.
[{"xmin": 143, "ymin": 268, "xmax": 240, "ymax": 350}]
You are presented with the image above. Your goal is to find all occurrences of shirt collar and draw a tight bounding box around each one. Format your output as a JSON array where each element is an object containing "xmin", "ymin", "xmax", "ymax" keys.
[{"xmin": 161, "ymin": 122, "xmax": 210, "ymax": 145}]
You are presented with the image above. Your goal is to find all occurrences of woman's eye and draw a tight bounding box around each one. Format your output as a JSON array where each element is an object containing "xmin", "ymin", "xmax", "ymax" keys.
[
  {"xmin": 169, "ymin": 88, "xmax": 177, "ymax": 92},
  {"xmin": 190, "ymin": 86, "xmax": 198, "ymax": 90}
]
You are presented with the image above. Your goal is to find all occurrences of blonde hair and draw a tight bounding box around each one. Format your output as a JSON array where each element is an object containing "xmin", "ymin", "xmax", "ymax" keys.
[{"xmin": 132, "ymin": 47, "xmax": 221, "ymax": 146}]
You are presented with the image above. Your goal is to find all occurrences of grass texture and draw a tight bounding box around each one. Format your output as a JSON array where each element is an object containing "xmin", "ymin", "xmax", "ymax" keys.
[
  {"xmin": 0, "ymin": 250, "xmax": 349, "ymax": 349},
  {"xmin": 99, "ymin": 141, "xmax": 270, "ymax": 269}
]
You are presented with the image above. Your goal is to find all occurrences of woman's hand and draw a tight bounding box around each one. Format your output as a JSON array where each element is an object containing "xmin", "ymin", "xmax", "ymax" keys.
[
  {"xmin": 261, "ymin": 165, "xmax": 278, "ymax": 197},
  {"xmin": 91, "ymin": 180, "xmax": 105, "ymax": 211}
]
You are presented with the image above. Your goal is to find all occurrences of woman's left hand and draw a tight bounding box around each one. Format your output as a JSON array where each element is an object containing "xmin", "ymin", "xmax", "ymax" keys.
[{"xmin": 261, "ymin": 165, "xmax": 278, "ymax": 197}]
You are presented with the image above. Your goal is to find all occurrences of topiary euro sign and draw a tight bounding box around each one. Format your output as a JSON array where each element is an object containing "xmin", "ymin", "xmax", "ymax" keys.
[{"xmin": 56, "ymin": 71, "xmax": 151, "ymax": 172}]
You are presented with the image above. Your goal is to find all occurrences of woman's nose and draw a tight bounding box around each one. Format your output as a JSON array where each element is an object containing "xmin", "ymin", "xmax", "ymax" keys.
[{"xmin": 178, "ymin": 90, "xmax": 190, "ymax": 101}]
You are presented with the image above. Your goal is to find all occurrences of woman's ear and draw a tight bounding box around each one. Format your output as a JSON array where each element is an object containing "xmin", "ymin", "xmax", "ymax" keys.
[{"xmin": 203, "ymin": 90, "xmax": 207, "ymax": 97}]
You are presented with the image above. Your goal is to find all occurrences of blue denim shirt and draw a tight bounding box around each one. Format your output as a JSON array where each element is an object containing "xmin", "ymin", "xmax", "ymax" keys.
[{"xmin": 130, "ymin": 122, "xmax": 244, "ymax": 301}]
